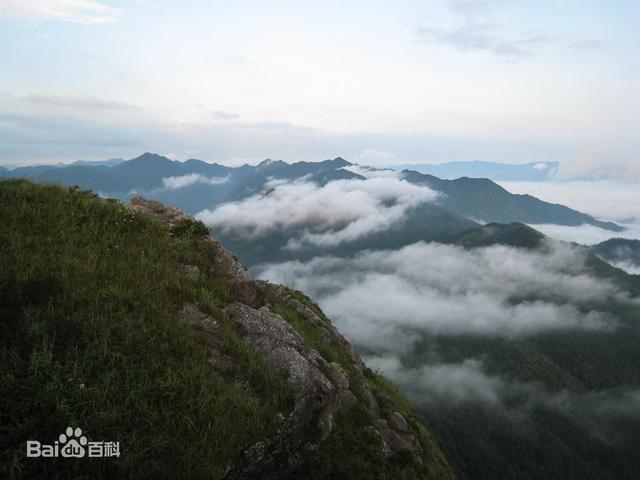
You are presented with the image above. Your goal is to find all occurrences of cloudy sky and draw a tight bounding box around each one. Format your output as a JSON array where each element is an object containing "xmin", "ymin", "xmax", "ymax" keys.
[{"xmin": 1, "ymin": 0, "xmax": 638, "ymax": 173}]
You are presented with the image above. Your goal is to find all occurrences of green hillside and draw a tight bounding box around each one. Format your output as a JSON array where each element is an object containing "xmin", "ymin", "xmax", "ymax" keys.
[{"xmin": 0, "ymin": 179, "xmax": 451, "ymax": 480}]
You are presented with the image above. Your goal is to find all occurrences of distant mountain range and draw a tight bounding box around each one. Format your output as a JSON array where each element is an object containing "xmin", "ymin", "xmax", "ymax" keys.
[
  {"xmin": 392, "ymin": 160, "xmax": 559, "ymax": 181},
  {"xmin": 1, "ymin": 152, "xmax": 624, "ymax": 266}
]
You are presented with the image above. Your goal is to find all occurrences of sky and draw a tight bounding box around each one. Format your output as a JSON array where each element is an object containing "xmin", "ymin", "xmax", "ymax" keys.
[{"xmin": 0, "ymin": 0, "xmax": 639, "ymax": 176}]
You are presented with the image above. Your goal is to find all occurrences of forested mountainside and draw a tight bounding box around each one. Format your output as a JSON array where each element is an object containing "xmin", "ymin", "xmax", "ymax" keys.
[{"xmin": 0, "ymin": 179, "xmax": 452, "ymax": 480}]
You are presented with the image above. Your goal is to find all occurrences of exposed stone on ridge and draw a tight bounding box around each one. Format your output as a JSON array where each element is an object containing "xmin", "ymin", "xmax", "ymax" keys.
[
  {"xmin": 177, "ymin": 263, "xmax": 201, "ymax": 281},
  {"xmin": 224, "ymin": 302, "xmax": 347, "ymax": 478},
  {"xmin": 390, "ymin": 411, "xmax": 410, "ymax": 433},
  {"xmin": 130, "ymin": 196, "xmax": 186, "ymax": 227},
  {"xmin": 130, "ymin": 197, "xmax": 261, "ymax": 306},
  {"xmin": 178, "ymin": 303, "xmax": 235, "ymax": 373}
]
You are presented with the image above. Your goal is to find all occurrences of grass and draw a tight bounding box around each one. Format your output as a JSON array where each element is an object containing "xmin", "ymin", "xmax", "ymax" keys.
[{"xmin": 0, "ymin": 180, "xmax": 289, "ymax": 479}]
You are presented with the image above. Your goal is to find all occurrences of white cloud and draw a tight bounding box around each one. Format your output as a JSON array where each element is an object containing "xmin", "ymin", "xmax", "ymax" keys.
[
  {"xmin": 366, "ymin": 356, "xmax": 508, "ymax": 405},
  {"xmin": 533, "ymin": 162, "xmax": 547, "ymax": 170},
  {"xmin": 570, "ymin": 39, "xmax": 606, "ymax": 50},
  {"xmin": 341, "ymin": 164, "xmax": 398, "ymax": 179},
  {"xmin": 23, "ymin": 94, "xmax": 135, "ymax": 109},
  {"xmin": 2, "ymin": 0, "xmax": 121, "ymax": 24},
  {"xmin": 257, "ymin": 235, "xmax": 639, "ymax": 431},
  {"xmin": 355, "ymin": 149, "xmax": 398, "ymax": 167},
  {"xmin": 605, "ymin": 261, "xmax": 640, "ymax": 275},
  {"xmin": 416, "ymin": 24, "xmax": 548, "ymax": 60},
  {"xmin": 211, "ymin": 110, "xmax": 239, "ymax": 120},
  {"xmin": 530, "ymin": 222, "xmax": 640, "ymax": 246},
  {"xmin": 196, "ymin": 177, "xmax": 439, "ymax": 247},
  {"xmin": 556, "ymin": 144, "xmax": 640, "ymax": 181},
  {"xmin": 256, "ymin": 241, "xmax": 633, "ymax": 345},
  {"xmin": 161, "ymin": 173, "xmax": 229, "ymax": 190},
  {"xmin": 367, "ymin": 354, "xmax": 640, "ymax": 427}
]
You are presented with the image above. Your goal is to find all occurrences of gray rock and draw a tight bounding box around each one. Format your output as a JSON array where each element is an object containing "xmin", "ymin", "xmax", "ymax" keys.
[
  {"xmin": 177, "ymin": 263, "xmax": 201, "ymax": 281},
  {"xmin": 130, "ymin": 197, "xmax": 261, "ymax": 306},
  {"xmin": 224, "ymin": 302, "xmax": 348, "ymax": 479},
  {"xmin": 373, "ymin": 416, "xmax": 419, "ymax": 456},
  {"xmin": 389, "ymin": 411, "xmax": 409, "ymax": 433},
  {"xmin": 178, "ymin": 303, "xmax": 235, "ymax": 373},
  {"xmin": 206, "ymin": 237, "xmax": 261, "ymax": 306},
  {"xmin": 325, "ymin": 362, "xmax": 350, "ymax": 390},
  {"xmin": 179, "ymin": 303, "xmax": 219, "ymax": 334},
  {"xmin": 130, "ymin": 197, "xmax": 186, "ymax": 227}
]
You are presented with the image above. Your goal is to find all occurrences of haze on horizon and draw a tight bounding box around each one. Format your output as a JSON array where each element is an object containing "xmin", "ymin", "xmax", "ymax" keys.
[{"xmin": 0, "ymin": 0, "xmax": 638, "ymax": 180}]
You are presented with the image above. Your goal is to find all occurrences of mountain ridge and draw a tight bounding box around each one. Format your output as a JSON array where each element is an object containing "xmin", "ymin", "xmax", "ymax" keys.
[
  {"xmin": 2, "ymin": 153, "xmax": 622, "ymax": 237},
  {"xmin": 401, "ymin": 169, "xmax": 622, "ymax": 232},
  {"xmin": 392, "ymin": 160, "xmax": 559, "ymax": 181}
]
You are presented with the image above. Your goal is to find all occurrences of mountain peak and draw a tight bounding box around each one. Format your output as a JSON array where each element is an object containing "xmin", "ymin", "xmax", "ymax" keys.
[
  {"xmin": 132, "ymin": 152, "xmax": 170, "ymax": 162},
  {"xmin": 257, "ymin": 158, "xmax": 287, "ymax": 168},
  {"xmin": 456, "ymin": 222, "xmax": 546, "ymax": 249},
  {"xmin": 332, "ymin": 157, "xmax": 351, "ymax": 167}
]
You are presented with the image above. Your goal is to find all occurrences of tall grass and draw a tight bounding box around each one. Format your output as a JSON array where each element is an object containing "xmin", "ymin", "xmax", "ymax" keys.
[{"xmin": 0, "ymin": 180, "xmax": 289, "ymax": 479}]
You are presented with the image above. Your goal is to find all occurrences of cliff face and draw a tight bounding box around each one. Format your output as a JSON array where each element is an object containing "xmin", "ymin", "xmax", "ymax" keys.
[{"xmin": 0, "ymin": 180, "xmax": 452, "ymax": 479}]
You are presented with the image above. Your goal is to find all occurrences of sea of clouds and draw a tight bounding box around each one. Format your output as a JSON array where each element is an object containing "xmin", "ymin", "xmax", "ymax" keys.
[
  {"xmin": 196, "ymin": 169, "xmax": 640, "ymax": 426},
  {"xmin": 196, "ymin": 175, "xmax": 439, "ymax": 248},
  {"xmin": 255, "ymin": 240, "xmax": 633, "ymax": 344},
  {"xmin": 254, "ymin": 239, "xmax": 639, "ymax": 423}
]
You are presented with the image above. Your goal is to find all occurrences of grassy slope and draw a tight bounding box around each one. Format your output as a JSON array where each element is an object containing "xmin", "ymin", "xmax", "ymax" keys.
[
  {"xmin": 0, "ymin": 179, "xmax": 451, "ymax": 480},
  {"xmin": 0, "ymin": 179, "xmax": 293, "ymax": 479}
]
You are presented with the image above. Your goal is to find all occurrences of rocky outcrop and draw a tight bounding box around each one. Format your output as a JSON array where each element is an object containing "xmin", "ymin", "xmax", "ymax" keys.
[
  {"xmin": 223, "ymin": 302, "xmax": 356, "ymax": 479},
  {"xmin": 223, "ymin": 286, "xmax": 423, "ymax": 478},
  {"xmin": 177, "ymin": 263, "xmax": 201, "ymax": 281},
  {"xmin": 130, "ymin": 197, "xmax": 260, "ymax": 306},
  {"xmin": 130, "ymin": 196, "xmax": 187, "ymax": 227},
  {"xmin": 178, "ymin": 303, "xmax": 237, "ymax": 373},
  {"xmin": 207, "ymin": 241, "xmax": 261, "ymax": 306}
]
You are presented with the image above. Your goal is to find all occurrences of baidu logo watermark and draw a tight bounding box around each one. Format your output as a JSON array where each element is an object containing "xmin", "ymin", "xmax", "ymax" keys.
[{"xmin": 26, "ymin": 427, "xmax": 120, "ymax": 458}]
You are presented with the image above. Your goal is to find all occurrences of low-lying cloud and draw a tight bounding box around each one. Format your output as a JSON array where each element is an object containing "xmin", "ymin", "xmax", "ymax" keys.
[
  {"xmin": 367, "ymin": 356, "xmax": 508, "ymax": 405},
  {"xmin": 256, "ymin": 241, "xmax": 634, "ymax": 346},
  {"xmin": 365, "ymin": 354, "xmax": 640, "ymax": 435},
  {"xmin": 196, "ymin": 176, "xmax": 439, "ymax": 248},
  {"xmin": 161, "ymin": 173, "xmax": 229, "ymax": 190},
  {"xmin": 530, "ymin": 222, "xmax": 640, "ymax": 246}
]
